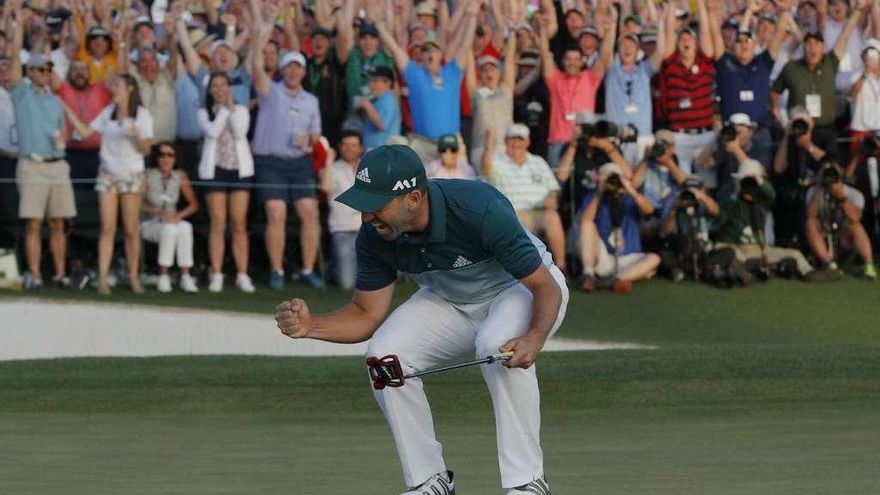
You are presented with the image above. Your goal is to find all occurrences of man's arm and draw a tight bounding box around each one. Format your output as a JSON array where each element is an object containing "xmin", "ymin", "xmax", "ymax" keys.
[
  {"xmin": 8, "ymin": 8, "xmax": 27, "ymax": 87},
  {"xmin": 662, "ymin": 1, "xmax": 677, "ymax": 58},
  {"xmin": 453, "ymin": 2, "xmax": 480, "ymax": 68},
  {"xmin": 175, "ymin": 17, "xmax": 203, "ymax": 76},
  {"xmin": 250, "ymin": 15, "xmax": 273, "ymax": 97},
  {"xmin": 336, "ymin": 0, "xmax": 355, "ymax": 63},
  {"xmin": 481, "ymin": 129, "xmax": 497, "ymax": 178},
  {"xmin": 623, "ymin": 177, "xmax": 656, "ymax": 215},
  {"xmin": 834, "ymin": 0, "xmax": 867, "ymax": 61},
  {"xmin": 275, "ymin": 284, "xmax": 396, "ymax": 344},
  {"xmin": 768, "ymin": 1, "xmax": 794, "ymax": 60},
  {"xmin": 500, "ymin": 29, "xmax": 518, "ymax": 95},
  {"xmin": 537, "ymin": 14, "xmax": 556, "ymax": 81},
  {"xmin": 708, "ymin": 0, "xmax": 727, "ymax": 61},
  {"xmin": 499, "ymin": 264, "xmax": 562, "ymax": 369},
  {"xmin": 695, "ymin": 0, "xmax": 714, "ymax": 57},
  {"xmin": 374, "ymin": 21, "xmax": 410, "ymax": 72},
  {"xmin": 591, "ymin": 5, "xmax": 617, "ymax": 81}
]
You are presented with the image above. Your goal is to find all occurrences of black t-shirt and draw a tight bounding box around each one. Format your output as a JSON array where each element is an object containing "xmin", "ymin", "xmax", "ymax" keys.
[
  {"xmin": 513, "ymin": 77, "xmax": 550, "ymax": 159},
  {"xmin": 305, "ymin": 50, "xmax": 347, "ymax": 145}
]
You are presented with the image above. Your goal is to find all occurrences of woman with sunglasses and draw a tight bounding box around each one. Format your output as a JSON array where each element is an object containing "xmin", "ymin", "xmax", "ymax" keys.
[
  {"xmin": 141, "ymin": 143, "xmax": 200, "ymax": 293},
  {"xmin": 197, "ymin": 72, "xmax": 255, "ymax": 293},
  {"xmin": 63, "ymin": 74, "xmax": 154, "ymax": 294},
  {"xmin": 425, "ymin": 134, "xmax": 477, "ymax": 179}
]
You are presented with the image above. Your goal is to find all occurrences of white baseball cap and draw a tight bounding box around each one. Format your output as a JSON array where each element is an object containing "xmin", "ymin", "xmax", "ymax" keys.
[
  {"xmin": 731, "ymin": 159, "xmax": 765, "ymax": 179},
  {"xmin": 599, "ymin": 162, "xmax": 625, "ymax": 178},
  {"xmin": 729, "ymin": 113, "xmax": 758, "ymax": 128},
  {"xmin": 280, "ymin": 51, "xmax": 307, "ymax": 69},
  {"xmin": 505, "ymin": 123, "xmax": 531, "ymax": 140}
]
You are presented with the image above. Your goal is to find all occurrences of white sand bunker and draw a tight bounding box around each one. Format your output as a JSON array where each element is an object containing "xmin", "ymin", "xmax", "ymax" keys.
[{"xmin": 0, "ymin": 299, "xmax": 653, "ymax": 361}]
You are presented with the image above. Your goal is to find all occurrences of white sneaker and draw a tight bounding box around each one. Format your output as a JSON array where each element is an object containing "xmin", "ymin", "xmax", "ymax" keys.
[
  {"xmin": 401, "ymin": 471, "xmax": 454, "ymax": 495},
  {"xmin": 208, "ymin": 272, "xmax": 224, "ymax": 293},
  {"xmin": 180, "ymin": 274, "xmax": 199, "ymax": 293},
  {"xmin": 157, "ymin": 274, "xmax": 172, "ymax": 293},
  {"xmin": 506, "ymin": 475, "xmax": 551, "ymax": 495},
  {"xmin": 235, "ymin": 273, "xmax": 255, "ymax": 293}
]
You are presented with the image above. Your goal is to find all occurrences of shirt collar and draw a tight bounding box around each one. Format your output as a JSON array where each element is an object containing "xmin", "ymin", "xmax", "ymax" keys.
[{"xmin": 425, "ymin": 180, "xmax": 447, "ymax": 243}]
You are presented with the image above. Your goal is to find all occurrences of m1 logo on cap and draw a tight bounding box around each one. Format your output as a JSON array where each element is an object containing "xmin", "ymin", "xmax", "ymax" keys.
[{"xmin": 393, "ymin": 177, "xmax": 417, "ymax": 191}]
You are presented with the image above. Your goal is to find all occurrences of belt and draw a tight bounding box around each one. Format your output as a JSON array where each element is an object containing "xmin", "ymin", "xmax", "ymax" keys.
[
  {"xmin": 673, "ymin": 127, "xmax": 713, "ymax": 135},
  {"xmin": 28, "ymin": 154, "xmax": 65, "ymax": 163}
]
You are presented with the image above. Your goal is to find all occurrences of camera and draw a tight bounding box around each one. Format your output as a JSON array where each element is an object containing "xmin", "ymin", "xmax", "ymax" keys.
[
  {"xmin": 604, "ymin": 173, "xmax": 623, "ymax": 196},
  {"xmin": 790, "ymin": 118, "xmax": 810, "ymax": 137},
  {"xmin": 739, "ymin": 176, "xmax": 760, "ymax": 199},
  {"xmin": 676, "ymin": 189, "xmax": 698, "ymax": 215},
  {"xmin": 646, "ymin": 141, "xmax": 667, "ymax": 160},
  {"xmin": 820, "ymin": 166, "xmax": 841, "ymax": 188},
  {"xmin": 721, "ymin": 122, "xmax": 738, "ymax": 143},
  {"xmin": 579, "ymin": 120, "xmax": 639, "ymax": 145}
]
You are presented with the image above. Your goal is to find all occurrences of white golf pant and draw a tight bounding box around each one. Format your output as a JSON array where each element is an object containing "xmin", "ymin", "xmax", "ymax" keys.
[
  {"xmin": 141, "ymin": 219, "xmax": 194, "ymax": 268},
  {"xmin": 367, "ymin": 265, "xmax": 569, "ymax": 489}
]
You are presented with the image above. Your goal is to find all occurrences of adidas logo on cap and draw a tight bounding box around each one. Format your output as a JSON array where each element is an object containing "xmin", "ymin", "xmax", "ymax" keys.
[{"xmin": 356, "ymin": 167, "xmax": 371, "ymax": 183}]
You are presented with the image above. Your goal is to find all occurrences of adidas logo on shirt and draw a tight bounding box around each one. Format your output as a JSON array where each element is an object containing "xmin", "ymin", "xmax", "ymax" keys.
[
  {"xmin": 452, "ymin": 256, "xmax": 473, "ymax": 268},
  {"xmin": 356, "ymin": 168, "xmax": 371, "ymax": 183}
]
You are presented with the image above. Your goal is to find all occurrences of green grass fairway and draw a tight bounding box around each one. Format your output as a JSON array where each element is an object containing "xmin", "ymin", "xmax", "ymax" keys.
[{"xmin": 2, "ymin": 280, "xmax": 880, "ymax": 493}]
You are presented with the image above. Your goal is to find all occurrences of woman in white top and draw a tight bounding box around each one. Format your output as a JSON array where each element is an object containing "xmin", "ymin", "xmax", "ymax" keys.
[
  {"xmin": 850, "ymin": 40, "xmax": 880, "ymax": 155},
  {"xmin": 197, "ymin": 72, "xmax": 255, "ymax": 293},
  {"xmin": 64, "ymin": 75, "xmax": 153, "ymax": 295}
]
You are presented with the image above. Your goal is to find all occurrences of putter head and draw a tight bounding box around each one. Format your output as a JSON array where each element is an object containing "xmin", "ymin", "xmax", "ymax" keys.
[{"xmin": 366, "ymin": 354, "xmax": 405, "ymax": 390}]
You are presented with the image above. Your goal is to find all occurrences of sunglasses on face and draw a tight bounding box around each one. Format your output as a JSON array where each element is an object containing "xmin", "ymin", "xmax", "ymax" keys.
[
  {"xmin": 32, "ymin": 67, "xmax": 51, "ymax": 73},
  {"xmin": 439, "ymin": 147, "xmax": 458, "ymax": 153},
  {"xmin": 158, "ymin": 151, "xmax": 176, "ymax": 158}
]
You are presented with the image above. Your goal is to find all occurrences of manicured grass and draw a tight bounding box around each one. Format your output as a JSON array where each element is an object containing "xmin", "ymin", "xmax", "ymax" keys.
[
  {"xmin": 1, "ymin": 349, "xmax": 879, "ymax": 494},
  {"xmin": 3, "ymin": 277, "xmax": 879, "ymax": 345}
]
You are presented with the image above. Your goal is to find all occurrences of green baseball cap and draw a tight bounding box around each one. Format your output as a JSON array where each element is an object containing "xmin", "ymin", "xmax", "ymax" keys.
[
  {"xmin": 335, "ymin": 145, "xmax": 427, "ymax": 213},
  {"xmin": 436, "ymin": 134, "xmax": 459, "ymax": 150}
]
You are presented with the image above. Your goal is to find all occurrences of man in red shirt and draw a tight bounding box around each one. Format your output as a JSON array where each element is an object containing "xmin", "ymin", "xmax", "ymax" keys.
[
  {"xmin": 656, "ymin": 0, "xmax": 722, "ymax": 189},
  {"xmin": 55, "ymin": 60, "xmax": 111, "ymax": 181}
]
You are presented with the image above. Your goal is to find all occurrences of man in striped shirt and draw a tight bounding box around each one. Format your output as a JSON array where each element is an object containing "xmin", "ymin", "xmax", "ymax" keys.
[
  {"xmin": 656, "ymin": 0, "xmax": 721, "ymax": 188},
  {"xmin": 483, "ymin": 124, "xmax": 567, "ymax": 273}
]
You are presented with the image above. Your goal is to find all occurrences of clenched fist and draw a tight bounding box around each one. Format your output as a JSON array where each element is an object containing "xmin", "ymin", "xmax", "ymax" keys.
[{"xmin": 275, "ymin": 298, "xmax": 312, "ymax": 339}]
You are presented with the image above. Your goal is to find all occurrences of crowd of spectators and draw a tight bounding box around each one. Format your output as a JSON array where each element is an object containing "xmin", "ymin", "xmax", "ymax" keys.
[{"xmin": 1, "ymin": 0, "xmax": 879, "ymax": 294}]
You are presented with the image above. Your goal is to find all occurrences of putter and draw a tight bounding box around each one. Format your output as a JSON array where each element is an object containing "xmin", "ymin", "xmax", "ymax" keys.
[{"xmin": 366, "ymin": 351, "xmax": 515, "ymax": 390}]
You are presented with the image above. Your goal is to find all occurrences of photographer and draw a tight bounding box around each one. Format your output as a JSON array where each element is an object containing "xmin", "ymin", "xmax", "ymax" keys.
[
  {"xmin": 773, "ymin": 107, "xmax": 839, "ymax": 246},
  {"xmin": 846, "ymin": 132, "xmax": 880, "ymax": 248},
  {"xmin": 577, "ymin": 163, "xmax": 660, "ymax": 293},
  {"xmin": 716, "ymin": 160, "xmax": 820, "ymax": 280},
  {"xmin": 714, "ymin": 114, "xmax": 764, "ymax": 193},
  {"xmin": 556, "ymin": 118, "xmax": 634, "ymax": 222},
  {"xmin": 805, "ymin": 161, "xmax": 876, "ymax": 279},
  {"xmin": 632, "ymin": 130, "xmax": 686, "ymax": 243},
  {"xmin": 658, "ymin": 176, "xmax": 720, "ymax": 282}
]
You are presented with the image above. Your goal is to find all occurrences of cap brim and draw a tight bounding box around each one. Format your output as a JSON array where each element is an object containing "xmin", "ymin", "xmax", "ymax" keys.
[{"xmin": 335, "ymin": 187, "xmax": 395, "ymax": 213}]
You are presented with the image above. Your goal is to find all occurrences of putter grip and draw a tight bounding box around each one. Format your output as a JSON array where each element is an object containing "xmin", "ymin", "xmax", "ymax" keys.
[{"xmin": 489, "ymin": 351, "xmax": 515, "ymax": 363}]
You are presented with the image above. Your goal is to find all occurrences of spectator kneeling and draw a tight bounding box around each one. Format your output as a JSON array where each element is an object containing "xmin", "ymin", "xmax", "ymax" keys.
[
  {"xmin": 578, "ymin": 163, "xmax": 660, "ymax": 293},
  {"xmin": 141, "ymin": 143, "xmax": 199, "ymax": 293}
]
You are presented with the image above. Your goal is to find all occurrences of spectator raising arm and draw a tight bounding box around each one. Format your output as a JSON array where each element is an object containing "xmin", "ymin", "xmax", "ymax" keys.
[
  {"xmin": 501, "ymin": 30, "xmax": 518, "ymax": 95},
  {"xmin": 591, "ymin": 4, "xmax": 617, "ymax": 81},
  {"xmin": 7, "ymin": 7, "xmax": 28, "ymax": 88},
  {"xmin": 250, "ymin": 12, "xmax": 275, "ymax": 97},
  {"xmin": 662, "ymin": 1, "xmax": 677, "ymax": 58},
  {"xmin": 695, "ymin": 0, "xmax": 716, "ymax": 58},
  {"xmin": 708, "ymin": 0, "xmax": 727, "ymax": 61},
  {"xmin": 834, "ymin": 0, "xmax": 869, "ymax": 61},
  {"xmin": 482, "ymin": 129, "xmax": 497, "ymax": 178},
  {"xmin": 538, "ymin": 13, "xmax": 556, "ymax": 81},
  {"xmin": 768, "ymin": 0, "xmax": 793, "ymax": 60},
  {"xmin": 372, "ymin": 13, "xmax": 410, "ymax": 72},
  {"xmin": 335, "ymin": 0, "xmax": 356, "ymax": 63},
  {"xmin": 175, "ymin": 17, "xmax": 203, "ymax": 76}
]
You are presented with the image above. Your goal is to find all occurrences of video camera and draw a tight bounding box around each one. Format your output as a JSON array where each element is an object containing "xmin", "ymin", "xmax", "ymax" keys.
[
  {"xmin": 646, "ymin": 141, "xmax": 667, "ymax": 161},
  {"xmin": 579, "ymin": 120, "xmax": 639, "ymax": 146},
  {"xmin": 790, "ymin": 118, "xmax": 810, "ymax": 137},
  {"xmin": 720, "ymin": 122, "xmax": 738, "ymax": 143}
]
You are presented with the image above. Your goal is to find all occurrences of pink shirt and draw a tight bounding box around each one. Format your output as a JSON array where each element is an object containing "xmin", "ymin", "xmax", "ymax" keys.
[
  {"xmin": 57, "ymin": 82, "xmax": 111, "ymax": 150},
  {"xmin": 545, "ymin": 69, "xmax": 600, "ymax": 144},
  {"xmin": 425, "ymin": 158, "xmax": 477, "ymax": 180}
]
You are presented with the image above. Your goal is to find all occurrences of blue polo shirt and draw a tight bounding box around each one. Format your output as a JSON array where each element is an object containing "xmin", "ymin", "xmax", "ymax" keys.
[
  {"xmin": 10, "ymin": 81, "xmax": 65, "ymax": 158},
  {"xmin": 716, "ymin": 51, "xmax": 775, "ymax": 126},
  {"xmin": 355, "ymin": 179, "xmax": 552, "ymax": 303},
  {"xmin": 363, "ymin": 90, "xmax": 401, "ymax": 149},
  {"xmin": 580, "ymin": 191, "xmax": 643, "ymax": 255},
  {"xmin": 251, "ymin": 82, "xmax": 321, "ymax": 159},
  {"xmin": 604, "ymin": 60, "xmax": 654, "ymax": 137},
  {"xmin": 174, "ymin": 73, "xmax": 203, "ymax": 140},
  {"xmin": 403, "ymin": 61, "xmax": 463, "ymax": 139}
]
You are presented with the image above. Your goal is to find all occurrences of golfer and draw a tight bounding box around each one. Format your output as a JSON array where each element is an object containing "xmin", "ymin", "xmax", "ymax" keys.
[{"xmin": 275, "ymin": 144, "xmax": 568, "ymax": 495}]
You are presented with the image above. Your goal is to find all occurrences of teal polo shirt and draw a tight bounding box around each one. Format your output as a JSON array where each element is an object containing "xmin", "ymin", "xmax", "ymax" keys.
[
  {"xmin": 10, "ymin": 80, "xmax": 65, "ymax": 159},
  {"xmin": 356, "ymin": 179, "xmax": 552, "ymax": 303}
]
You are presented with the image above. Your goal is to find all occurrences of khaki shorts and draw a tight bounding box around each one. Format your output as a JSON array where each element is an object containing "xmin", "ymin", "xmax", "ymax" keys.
[
  {"xmin": 16, "ymin": 158, "xmax": 77, "ymax": 220},
  {"xmin": 594, "ymin": 238, "xmax": 651, "ymax": 278}
]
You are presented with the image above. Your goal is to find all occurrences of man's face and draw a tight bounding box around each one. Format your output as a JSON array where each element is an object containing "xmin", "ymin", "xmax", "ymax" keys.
[
  {"xmin": 479, "ymin": 62, "xmax": 500, "ymax": 87},
  {"xmin": 418, "ymin": 14, "xmax": 437, "ymax": 31},
  {"xmin": 361, "ymin": 193, "xmax": 419, "ymax": 241},
  {"xmin": 797, "ymin": 4, "xmax": 818, "ymax": 32},
  {"xmin": 88, "ymin": 36, "xmax": 109, "ymax": 58},
  {"xmin": 619, "ymin": 37, "xmax": 639, "ymax": 64},
  {"xmin": 68, "ymin": 61, "xmax": 89, "ymax": 89},
  {"xmin": 505, "ymin": 136, "xmax": 529, "ymax": 156},
  {"xmin": 677, "ymin": 31, "xmax": 696, "ymax": 58},
  {"xmin": 282, "ymin": 62, "xmax": 305, "ymax": 89},
  {"xmin": 368, "ymin": 76, "xmax": 391, "ymax": 96},
  {"xmin": 312, "ymin": 35, "xmax": 330, "ymax": 58},
  {"xmin": 829, "ymin": 0, "xmax": 849, "ymax": 22},
  {"xmin": 579, "ymin": 33, "xmax": 598, "ymax": 55},
  {"xmin": 137, "ymin": 51, "xmax": 160, "ymax": 82},
  {"xmin": 212, "ymin": 45, "xmax": 236, "ymax": 72},
  {"xmin": 0, "ymin": 61, "xmax": 11, "ymax": 88},
  {"xmin": 805, "ymin": 38, "xmax": 825, "ymax": 66},
  {"xmin": 565, "ymin": 12, "xmax": 585, "ymax": 35},
  {"xmin": 359, "ymin": 34, "xmax": 379, "ymax": 57},
  {"xmin": 263, "ymin": 43, "xmax": 279, "ymax": 70},
  {"xmin": 517, "ymin": 63, "xmax": 536, "ymax": 79},
  {"xmin": 736, "ymin": 124, "xmax": 754, "ymax": 144},
  {"xmin": 421, "ymin": 45, "xmax": 443, "ymax": 70},
  {"xmin": 722, "ymin": 26, "xmax": 737, "ymax": 51},
  {"xmin": 27, "ymin": 64, "xmax": 52, "ymax": 87},
  {"xmin": 135, "ymin": 25, "xmax": 156, "ymax": 48},
  {"xmin": 733, "ymin": 34, "xmax": 755, "ymax": 64},
  {"xmin": 757, "ymin": 19, "xmax": 776, "ymax": 41},
  {"xmin": 562, "ymin": 49, "xmax": 584, "ymax": 75},
  {"xmin": 339, "ymin": 136, "xmax": 363, "ymax": 163}
]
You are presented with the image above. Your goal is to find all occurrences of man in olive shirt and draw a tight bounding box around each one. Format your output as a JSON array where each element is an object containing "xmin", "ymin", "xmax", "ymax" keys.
[{"xmin": 771, "ymin": 1, "xmax": 868, "ymax": 138}]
